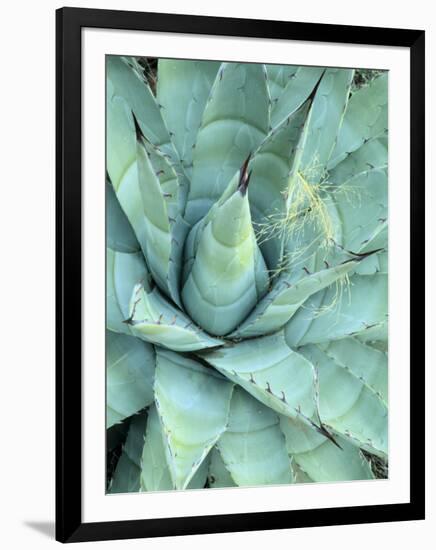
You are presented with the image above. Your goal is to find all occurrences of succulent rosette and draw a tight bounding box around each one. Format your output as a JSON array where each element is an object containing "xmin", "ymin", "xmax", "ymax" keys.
[{"xmin": 106, "ymin": 57, "xmax": 388, "ymax": 492}]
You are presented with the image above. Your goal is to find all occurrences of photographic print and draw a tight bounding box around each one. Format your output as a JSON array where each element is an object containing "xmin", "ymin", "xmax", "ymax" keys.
[{"xmin": 106, "ymin": 56, "xmax": 388, "ymax": 494}]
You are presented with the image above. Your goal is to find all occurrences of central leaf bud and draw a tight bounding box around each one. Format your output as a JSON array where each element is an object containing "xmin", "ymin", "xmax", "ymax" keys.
[{"xmin": 181, "ymin": 163, "xmax": 269, "ymax": 336}]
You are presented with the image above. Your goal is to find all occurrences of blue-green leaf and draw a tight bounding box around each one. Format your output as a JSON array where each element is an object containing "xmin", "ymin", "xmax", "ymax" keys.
[
  {"xmin": 185, "ymin": 62, "xmax": 270, "ymax": 225},
  {"xmin": 329, "ymin": 73, "xmax": 388, "ymax": 169},
  {"xmin": 300, "ymin": 68, "xmax": 354, "ymax": 183},
  {"xmin": 106, "ymin": 248, "xmax": 149, "ymax": 335},
  {"xmin": 202, "ymin": 332, "xmax": 317, "ymax": 423},
  {"xmin": 182, "ymin": 167, "xmax": 269, "ymax": 336},
  {"xmin": 157, "ymin": 59, "xmax": 220, "ymax": 176},
  {"xmin": 230, "ymin": 258, "xmax": 359, "ymax": 338},
  {"xmin": 319, "ymin": 337, "xmax": 387, "ymax": 404},
  {"xmin": 140, "ymin": 404, "xmax": 172, "ymax": 491},
  {"xmin": 298, "ymin": 344, "xmax": 388, "ymax": 458},
  {"xmin": 328, "ymin": 136, "xmax": 388, "ymax": 184},
  {"xmin": 127, "ymin": 284, "xmax": 222, "ymax": 352},
  {"xmin": 217, "ymin": 388, "xmax": 293, "ymax": 486},
  {"xmin": 248, "ymin": 99, "xmax": 312, "ymax": 269},
  {"xmin": 107, "ymin": 56, "xmax": 176, "ymax": 171},
  {"xmin": 284, "ymin": 273, "xmax": 388, "ymax": 346},
  {"xmin": 134, "ymin": 135, "xmax": 177, "ymax": 302},
  {"xmin": 280, "ymin": 415, "xmax": 374, "ymax": 482},
  {"xmin": 266, "ymin": 64, "xmax": 299, "ymax": 103},
  {"xmin": 140, "ymin": 404, "xmax": 210, "ymax": 491},
  {"xmin": 354, "ymin": 250, "xmax": 388, "ymax": 276},
  {"xmin": 154, "ymin": 349, "xmax": 234, "ymax": 489},
  {"xmin": 106, "ymin": 179, "xmax": 139, "ymax": 253},
  {"xmin": 106, "ymin": 331, "xmax": 155, "ymax": 427},
  {"xmin": 326, "ymin": 168, "xmax": 388, "ymax": 254},
  {"xmin": 271, "ymin": 66, "xmax": 324, "ymax": 128}
]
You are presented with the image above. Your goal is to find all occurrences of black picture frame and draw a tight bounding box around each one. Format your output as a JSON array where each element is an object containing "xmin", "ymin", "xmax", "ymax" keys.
[{"xmin": 56, "ymin": 6, "xmax": 425, "ymax": 543}]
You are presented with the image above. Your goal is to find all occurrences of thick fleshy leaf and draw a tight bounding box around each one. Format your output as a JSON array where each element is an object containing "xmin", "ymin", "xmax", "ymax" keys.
[
  {"xmin": 110, "ymin": 128, "xmax": 188, "ymax": 307},
  {"xmin": 280, "ymin": 415, "xmax": 374, "ymax": 482},
  {"xmin": 329, "ymin": 73, "xmax": 388, "ymax": 169},
  {"xmin": 354, "ymin": 250, "xmax": 388, "ymax": 276},
  {"xmin": 202, "ymin": 332, "xmax": 317, "ymax": 423},
  {"xmin": 182, "ymin": 168, "xmax": 269, "ymax": 336},
  {"xmin": 284, "ymin": 273, "xmax": 388, "ymax": 346},
  {"xmin": 275, "ymin": 158, "xmax": 355, "ymax": 276},
  {"xmin": 107, "ymin": 56, "xmax": 176, "ymax": 174},
  {"xmin": 157, "ymin": 59, "xmax": 220, "ymax": 176},
  {"xmin": 140, "ymin": 404, "xmax": 210, "ymax": 491},
  {"xmin": 134, "ymin": 135, "xmax": 178, "ymax": 303},
  {"xmin": 230, "ymin": 258, "xmax": 360, "ymax": 338},
  {"xmin": 109, "ymin": 412, "xmax": 147, "ymax": 493},
  {"xmin": 144, "ymin": 138, "xmax": 191, "ymax": 303},
  {"xmin": 140, "ymin": 404, "xmax": 173, "ymax": 491},
  {"xmin": 300, "ymin": 68, "xmax": 354, "ymax": 183},
  {"xmin": 106, "ymin": 60, "xmax": 179, "ymax": 275},
  {"xmin": 154, "ymin": 349, "xmax": 234, "ymax": 489},
  {"xmin": 106, "ymin": 331, "xmax": 155, "ymax": 428},
  {"xmin": 113, "ymin": 152, "xmax": 187, "ymax": 307},
  {"xmin": 259, "ymin": 130, "xmax": 381, "ymax": 279},
  {"xmin": 217, "ymin": 388, "xmax": 293, "ymax": 486},
  {"xmin": 185, "ymin": 62, "xmax": 270, "ymax": 225},
  {"xmin": 106, "ymin": 248, "xmax": 149, "ymax": 335},
  {"xmin": 248, "ymin": 100, "xmax": 311, "ymax": 220},
  {"xmin": 355, "ymin": 322, "xmax": 388, "ymax": 347},
  {"xmin": 108, "ymin": 161, "xmax": 142, "ymax": 248},
  {"xmin": 271, "ymin": 66, "xmax": 324, "ymax": 128},
  {"xmin": 319, "ymin": 337, "xmax": 388, "ymax": 404},
  {"xmin": 248, "ymin": 99, "xmax": 312, "ymax": 269},
  {"xmin": 106, "ymin": 179, "xmax": 139, "ymax": 253},
  {"xmin": 139, "ymin": 139, "xmax": 183, "ymax": 217},
  {"xmin": 182, "ymin": 168, "xmax": 242, "ymax": 286},
  {"xmin": 208, "ymin": 447, "xmax": 237, "ymax": 488},
  {"xmin": 326, "ymin": 168, "xmax": 388, "ymax": 254},
  {"xmin": 107, "ymin": 58, "xmax": 187, "ymax": 306},
  {"xmin": 127, "ymin": 284, "xmax": 222, "ymax": 352},
  {"xmin": 266, "ymin": 64, "xmax": 299, "ymax": 103},
  {"xmin": 298, "ymin": 344, "xmax": 388, "ymax": 457},
  {"xmin": 328, "ymin": 136, "xmax": 388, "ymax": 184}
]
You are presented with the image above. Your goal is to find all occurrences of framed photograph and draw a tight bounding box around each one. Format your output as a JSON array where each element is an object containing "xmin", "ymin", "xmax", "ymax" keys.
[{"xmin": 56, "ymin": 7, "xmax": 425, "ymax": 543}]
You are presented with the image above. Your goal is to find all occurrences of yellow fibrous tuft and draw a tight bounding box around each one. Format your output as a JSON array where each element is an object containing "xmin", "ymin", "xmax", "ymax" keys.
[
  {"xmin": 254, "ymin": 154, "xmax": 363, "ymax": 316},
  {"xmin": 255, "ymin": 155, "xmax": 364, "ymax": 278}
]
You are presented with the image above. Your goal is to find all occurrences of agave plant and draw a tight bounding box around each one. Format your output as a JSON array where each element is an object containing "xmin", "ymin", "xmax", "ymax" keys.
[{"xmin": 106, "ymin": 56, "xmax": 388, "ymax": 492}]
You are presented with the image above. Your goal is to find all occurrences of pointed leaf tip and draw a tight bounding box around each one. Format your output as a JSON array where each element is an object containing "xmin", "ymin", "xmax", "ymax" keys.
[
  {"xmin": 239, "ymin": 170, "xmax": 252, "ymax": 196},
  {"xmin": 315, "ymin": 425, "xmax": 343, "ymax": 450},
  {"xmin": 307, "ymin": 69, "xmax": 326, "ymax": 103},
  {"xmin": 131, "ymin": 111, "xmax": 144, "ymax": 141},
  {"xmin": 238, "ymin": 153, "xmax": 252, "ymax": 196}
]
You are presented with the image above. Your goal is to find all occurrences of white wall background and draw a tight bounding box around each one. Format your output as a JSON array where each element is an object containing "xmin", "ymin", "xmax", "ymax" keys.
[{"xmin": 0, "ymin": 0, "xmax": 433, "ymax": 548}]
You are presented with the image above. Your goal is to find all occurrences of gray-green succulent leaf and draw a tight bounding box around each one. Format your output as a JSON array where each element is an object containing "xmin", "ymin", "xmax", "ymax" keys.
[
  {"xmin": 216, "ymin": 387, "xmax": 293, "ymax": 486},
  {"xmin": 106, "ymin": 330, "xmax": 155, "ymax": 427},
  {"xmin": 154, "ymin": 349, "xmax": 234, "ymax": 489}
]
